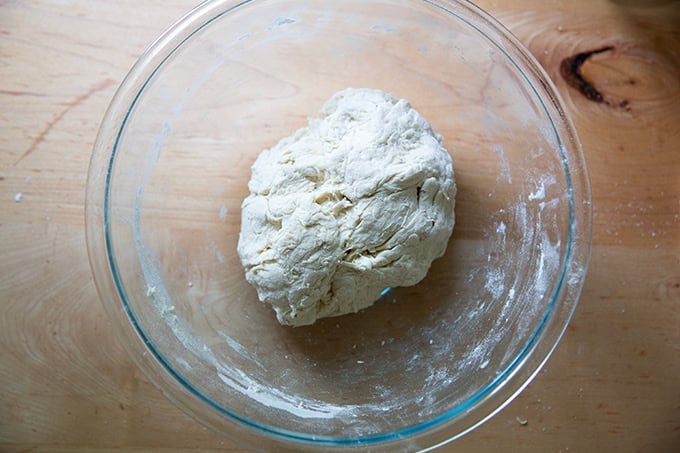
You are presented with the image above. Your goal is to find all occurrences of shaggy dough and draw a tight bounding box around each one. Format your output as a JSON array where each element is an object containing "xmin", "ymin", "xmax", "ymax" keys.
[{"xmin": 237, "ymin": 88, "xmax": 456, "ymax": 326}]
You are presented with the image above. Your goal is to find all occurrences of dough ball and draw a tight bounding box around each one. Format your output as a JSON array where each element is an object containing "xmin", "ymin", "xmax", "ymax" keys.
[{"xmin": 237, "ymin": 88, "xmax": 456, "ymax": 326}]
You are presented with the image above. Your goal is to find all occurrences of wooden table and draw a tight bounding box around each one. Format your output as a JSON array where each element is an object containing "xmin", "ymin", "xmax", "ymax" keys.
[{"xmin": 1, "ymin": 1, "xmax": 678, "ymax": 451}]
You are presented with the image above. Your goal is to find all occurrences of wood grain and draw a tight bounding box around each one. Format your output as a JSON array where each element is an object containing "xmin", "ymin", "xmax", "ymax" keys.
[{"xmin": 1, "ymin": 0, "xmax": 678, "ymax": 452}]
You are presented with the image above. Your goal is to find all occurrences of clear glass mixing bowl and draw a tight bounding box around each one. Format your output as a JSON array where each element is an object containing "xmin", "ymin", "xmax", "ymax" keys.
[{"xmin": 86, "ymin": 0, "xmax": 592, "ymax": 451}]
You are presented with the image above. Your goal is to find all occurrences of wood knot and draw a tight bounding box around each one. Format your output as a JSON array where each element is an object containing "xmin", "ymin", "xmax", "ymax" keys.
[{"xmin": 560, "ymin": 46, "xmax": 614, "ymax": 103}]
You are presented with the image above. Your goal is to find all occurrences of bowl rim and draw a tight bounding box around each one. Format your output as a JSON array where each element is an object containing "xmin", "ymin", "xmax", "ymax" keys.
[{"xmin": 85, "ymin": 0, "xmax": 592, "ymax": 450}]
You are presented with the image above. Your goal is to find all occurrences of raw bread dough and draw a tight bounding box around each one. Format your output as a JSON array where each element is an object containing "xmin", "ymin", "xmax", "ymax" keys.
[{"xmin": 237, "ymin": 88, "xmax": 456, "ymax": 326}]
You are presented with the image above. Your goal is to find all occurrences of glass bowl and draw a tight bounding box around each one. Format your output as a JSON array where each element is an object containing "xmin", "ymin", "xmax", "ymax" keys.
[{"xmin": 85, "ymin": 0, "xmax": 591, "ymax": 451}]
